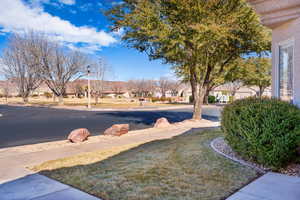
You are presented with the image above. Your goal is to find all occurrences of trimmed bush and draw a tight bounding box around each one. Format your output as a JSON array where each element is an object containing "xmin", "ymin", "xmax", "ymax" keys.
[
  {"xmin": 221, "ymin": 97, "xmax": 300, "ymax": 169},
  {"xmin": 208, "ymin": 95, "xmax": 216, "ymax": 104}
]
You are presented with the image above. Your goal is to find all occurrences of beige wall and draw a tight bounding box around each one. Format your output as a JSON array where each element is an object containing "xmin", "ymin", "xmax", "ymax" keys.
[
  {"xmin": 272, "ymin": 18, "xmax": 300, "ymax": 106},
  {"xmin": 248, "ymin": 0, "xmax": 300, "ymax": 106}
]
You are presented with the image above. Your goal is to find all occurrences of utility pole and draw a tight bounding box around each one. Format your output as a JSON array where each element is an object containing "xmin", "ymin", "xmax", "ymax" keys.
[{"xmin": 87, "ymin": 65, "xmax": 91, "ymax": 109}]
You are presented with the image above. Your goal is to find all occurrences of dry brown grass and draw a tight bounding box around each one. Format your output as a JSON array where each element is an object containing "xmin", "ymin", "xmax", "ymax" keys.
[
  {"xmin": 32, "ymin": 129, "xmax": 259, "ymax": 200},
  {"xmin": 0, "ymin": 97, "xmax": 183, "ymax": 109}
]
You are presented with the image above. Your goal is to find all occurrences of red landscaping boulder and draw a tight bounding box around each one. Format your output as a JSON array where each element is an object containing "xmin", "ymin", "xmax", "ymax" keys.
[
  {"xmin": 68, "ymin": 128, "xmax": 91, "ymax": 143},
  {"xmin": 154, "ymin": 117, "xmax": 170, "ymax": 128},
  {"xmin": 104, "ymin": 124, "xmax": 129, "ymax": 136}
]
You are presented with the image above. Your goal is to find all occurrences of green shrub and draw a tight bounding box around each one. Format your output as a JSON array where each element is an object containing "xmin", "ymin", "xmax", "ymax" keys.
[
  {"xmin": 221, "ymin": 97, "xmax": 300, "ymax": 169},
  {"xmin": 208, "ymin": 95, "xmax": 216, "ymax": 104}
]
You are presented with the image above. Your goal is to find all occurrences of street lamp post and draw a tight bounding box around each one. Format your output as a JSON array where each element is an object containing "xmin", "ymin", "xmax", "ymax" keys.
[{"xmin": 87, "ymin": 65, "xmax": 91, "ymax": 109}]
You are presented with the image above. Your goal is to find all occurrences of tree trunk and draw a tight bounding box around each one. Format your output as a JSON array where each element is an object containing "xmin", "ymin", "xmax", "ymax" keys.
[
  {"xmin": 58, "ymin": 95, "xmax": 64, "ymax": 105},
  {"xmin": 203, "ymin": 88, "xmax": 210, "ymax": 105},
  {"xmin": 23, "ymin": 96, "xmax": 29, "ymax": 104},
  {"xmin": 95, "ymin": 95, "xmax": 99, "ymax": 105},
  {"xmin": 193, "ymin": 97, "xmax": 202, "ymax": 120},
  {"xmin": 258, "ymin": 86, "xmax": 265, "ymax": 97},
  {"xmin": 191, "ymin": 82, "xmax": 206, "ymax": 120}
]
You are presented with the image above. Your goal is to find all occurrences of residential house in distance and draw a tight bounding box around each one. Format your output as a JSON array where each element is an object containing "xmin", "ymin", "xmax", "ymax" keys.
[
  {"xmin": 0, "ymin": 79, "xmax": 131, "ymax": 98},
  {"xmin": 178, "ymin": 84, "xmax": 271, "ymax": 103},
  {"xmin": 249, "ymin": 0, "xmax": 300, "ymax": 106}
]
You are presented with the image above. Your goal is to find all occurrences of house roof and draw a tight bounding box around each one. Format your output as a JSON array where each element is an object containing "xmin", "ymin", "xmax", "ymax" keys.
[{"xmin": 248, "ymin": 0, "xmax": 300, "ymax": 28}]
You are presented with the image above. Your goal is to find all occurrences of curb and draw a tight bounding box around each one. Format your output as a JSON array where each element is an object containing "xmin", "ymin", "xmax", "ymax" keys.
[{"xmin": 210, "ymin": 137, "xmax": 266, "ymax": 174}]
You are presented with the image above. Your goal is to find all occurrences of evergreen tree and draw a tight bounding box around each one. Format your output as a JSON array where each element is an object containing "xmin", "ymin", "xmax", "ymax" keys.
[{"xmin": 107, "ymin": 0, "xmax": 270, "ymax": 119}]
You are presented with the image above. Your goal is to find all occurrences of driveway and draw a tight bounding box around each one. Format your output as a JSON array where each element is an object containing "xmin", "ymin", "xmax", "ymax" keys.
[{"xmin": 0, "ymin": 105, "xmax": 220, "ymax": 148}]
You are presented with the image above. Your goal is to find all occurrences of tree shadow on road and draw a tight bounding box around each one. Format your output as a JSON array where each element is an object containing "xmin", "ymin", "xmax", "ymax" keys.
[{"xmin": 98, "ymin": 110, "xmax": 219, "ymax": 126}]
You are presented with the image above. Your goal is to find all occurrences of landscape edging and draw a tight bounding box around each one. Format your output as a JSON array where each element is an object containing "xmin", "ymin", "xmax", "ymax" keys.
[{"xmin": 210, "ymin": 137, "xmax": 266, "ymax": 174}]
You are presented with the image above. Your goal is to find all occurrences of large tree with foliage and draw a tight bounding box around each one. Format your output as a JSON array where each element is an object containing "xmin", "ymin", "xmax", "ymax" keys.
[
  {"xmin": 107, "ymin": 0, "xmax": 270, "ymax": 119},
  {"xmin": 243, "ymin": 57, "xmax": 271, "ymax": 97}
]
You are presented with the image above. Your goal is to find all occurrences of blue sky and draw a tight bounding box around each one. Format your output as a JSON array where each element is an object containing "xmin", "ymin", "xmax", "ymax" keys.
[{"xmin": 0, "ymin": 0, "xmax": 173, "ymax": 81}]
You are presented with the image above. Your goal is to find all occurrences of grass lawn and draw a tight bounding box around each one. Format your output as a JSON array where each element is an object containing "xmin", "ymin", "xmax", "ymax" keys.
[{"xmin": 32, "ymin": 129, "xmax": 260, "ymax": 200}]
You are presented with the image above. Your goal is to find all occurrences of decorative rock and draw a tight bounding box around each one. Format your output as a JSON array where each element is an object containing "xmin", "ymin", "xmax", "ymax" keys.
[
  {"xmin": 67, "ymin": 128, "xmax": 90, "ymax": 143},
  {"xmin": 154, "ymin": 117, "xmax": 171, "ymax": 128},
  {"xmin": 104, "ymin": 124, "xmax": 129, "ymax": 136}
]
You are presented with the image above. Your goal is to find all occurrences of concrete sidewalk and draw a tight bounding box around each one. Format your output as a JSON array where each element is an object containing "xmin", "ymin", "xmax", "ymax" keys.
[
  {"xmin": 0, "ymin": 174, "xmax": 101, "ymax": 200},
  {"xmin": 227, "ymin": 172, "xmax": 300, "ymax": 200}
]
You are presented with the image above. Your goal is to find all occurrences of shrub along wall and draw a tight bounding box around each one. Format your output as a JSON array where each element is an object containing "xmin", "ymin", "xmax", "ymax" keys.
[{"xmin": 221, "ymin": 97, "xmax": 300, "ymax": 169}]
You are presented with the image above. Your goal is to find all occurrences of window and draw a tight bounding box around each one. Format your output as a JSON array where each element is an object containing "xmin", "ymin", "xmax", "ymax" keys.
[{"xmin": 279, "ymin": 43, "xmax": 294, "ymax": 102}]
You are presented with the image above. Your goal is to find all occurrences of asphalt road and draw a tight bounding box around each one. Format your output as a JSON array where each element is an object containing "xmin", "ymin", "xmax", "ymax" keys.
[
  {"xmin": 0, "ymin": 105, "xmax": 220, "ymax": 148},
  {"xmin": 0, "ymin": 105, "xmax": 218, "ymax": 148}
]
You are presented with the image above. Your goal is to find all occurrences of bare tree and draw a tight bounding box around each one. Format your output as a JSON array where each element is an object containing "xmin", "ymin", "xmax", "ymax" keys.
[
  {"xmin": 145, "ymin": 80, "xmax": 157, "ymax": 97},
  {"xmin": 169, "ymin": 80, "xmax": 181, "ymax": 97},
  {"xmin": 128, "ymin": 79, "xmax": 154, "ymax": 97},
  {"xmin": 38, "ymin": 40, "xmax": 88, "ymax": 105},
  {"xmin": 3, "ymin": 80, "xmax": 11, "ymax": 103},
  {"xmin": 91, "ymin": 58, "xmax": 110, "ymax": 104},
  {"xmin": 225, "ymin": 81, "xmax": 244, "ymax": 98},
  {"xmin": 1, "ymin": 33, "xmax": 42, "ymax": 103},
  {"xmin": 127, "ymin": 80, "xmax": 138, "ymax": 96},
  {"xmin": 111, "ymin": 82, "xmax": 124, "ymax": 97},
  {"xmin": 70, "ymin": 82, "xmax": 85, "ymax": 98},
  {"xmin": 158, "ymin": 77, "xmax": 173, "ymax": 98}
]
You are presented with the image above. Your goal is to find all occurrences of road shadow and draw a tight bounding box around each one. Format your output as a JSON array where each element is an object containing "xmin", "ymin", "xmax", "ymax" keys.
[{"xmin": 97, "ymin": 110, "xmax": 219, "ymax": 126}]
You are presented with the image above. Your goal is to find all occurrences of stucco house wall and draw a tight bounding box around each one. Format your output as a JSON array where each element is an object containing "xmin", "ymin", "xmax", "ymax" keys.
[
  {"xmin": 272, "ymin": 18, "xmax": 300, "ymax": 106},
  {"xmin": 248, "ymin": 0, "xmax": 300, "ymax": 106}
]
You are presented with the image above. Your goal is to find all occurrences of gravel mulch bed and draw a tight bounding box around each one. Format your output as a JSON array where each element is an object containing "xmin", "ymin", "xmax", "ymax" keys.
[{"xmin": 211, "ymin": 137, "xmax": 300, "ymax": 177}]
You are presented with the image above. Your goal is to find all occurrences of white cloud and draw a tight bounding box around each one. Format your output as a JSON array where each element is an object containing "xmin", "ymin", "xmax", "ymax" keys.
[
  {"xmin": 58, "ymin": 0, "xmax": 75, "ymax": 5},
  {"xmin": 65, "ymin": 43, "xmax": 102, "ymax": 54},
  {"xmin": 29, "ymin": 0, "xmax": 75, "ymax": 7},
  {"xmin": 0, "ymin": 0, "xmax": 116, "ymax": 53}
]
